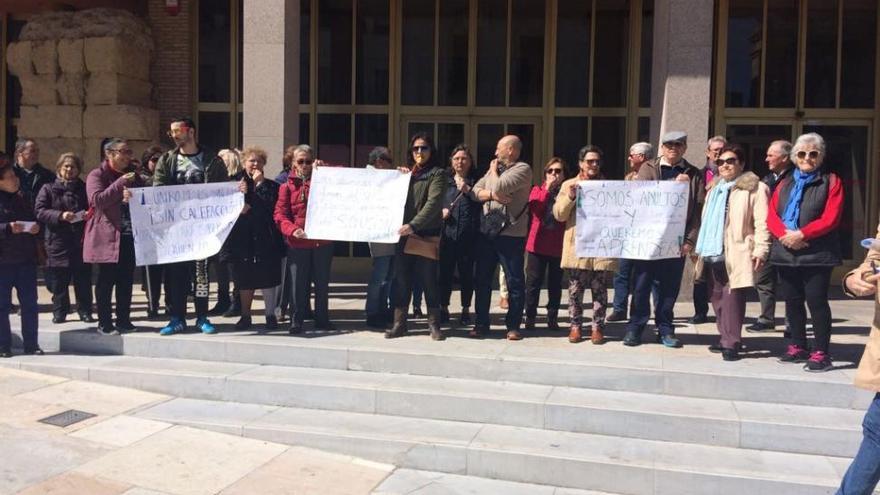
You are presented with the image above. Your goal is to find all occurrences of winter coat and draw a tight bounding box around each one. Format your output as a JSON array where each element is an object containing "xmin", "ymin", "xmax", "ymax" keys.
[
  {"xmin": 403, "ymin": 165, "xmax": 446, "ymax": 237},
  {"xmin": 845, "ymin": 223, "xmax": 880, "ymax": 391},
  {"xmin": 694, "ymin": 172, "xmax": 771, "ymax": 289},
  {"xmin": 14, "ymin": 163, "xmax": 55, "ymax": 211},
  {"xmin": 472, "ymin": 162, "xmax": 532, "ymax": 238},
  {"xmin": 526, "ymin": 183, "xmax": 565, "ymax": 258},
  {"xmin": 553, "ymin": 177, "xmax": 617, "ymax": 272},
  {"xmin": 226, "ymin": 176, "xmax": 284, "ymax": 262},
  {"xmin": 761, "ymin": 166, "xmax": 793, "ymax": 193},
  {"xmin": 34, "ymin": 178, "xmax": 88, "ymax": 268},
  {"xmin": 83, "ymin": 161, "xmax": 144, "ymax": 264},
  {"xmin": 274, "ymin": 174, "xmax": 333, "ymax": 250},
  {"xmin": 636, "ymin": 157, "xmax": 705, "ymax": 248},
  {"xmin": 441, "ymin": 175, "xmax": 481, "ymax": 243},
  {"xmin": 152, "ymin": 146, "xmax": 228, "ymax": 186},
  {"xmin": 767, "ymin": 171, "xmax": 843, "ymax": 267},
  {"xmin": 0, "ymin": 190, "xmax": 39, "ymax": 266}
]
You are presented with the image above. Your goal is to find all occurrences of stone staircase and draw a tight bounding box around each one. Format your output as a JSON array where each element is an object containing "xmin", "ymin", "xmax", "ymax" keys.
[{"xmin": 2, "ymin": 325, "xmax": 871, "ymax": 494}]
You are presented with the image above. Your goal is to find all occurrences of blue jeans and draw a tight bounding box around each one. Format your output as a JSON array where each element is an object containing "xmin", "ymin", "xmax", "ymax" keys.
[
  {"xmin": 627, "ymin": 257, "xmax": 685, "ymax": 337},
  {"xmin": 365, "ymin": 255, "xmax": 394, "ymax": 318},
  {"xmin": 475, "ymin": 235, "xmax": 526, "ymax": 330},
  {"xmin": 0, "ymin": 264, "xmax": 39, "ymax": 351},
  {"xmin": 612, "ymin": 258, "xmax": 634, "ymax": 315},
  {"xmin": 838, "ymin": 393, "xmax": 880, "ymax": 494}
]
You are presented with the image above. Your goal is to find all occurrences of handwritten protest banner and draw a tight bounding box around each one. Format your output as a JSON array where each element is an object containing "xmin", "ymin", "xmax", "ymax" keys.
[
  {"xmin": 305, "ymin": 166, "xmax": 410, "ymax": 243},
  {"xmin": 575, "ymin": 180, "xmax": 689, "ymax": 260},
  {"xmin": 129, "ymin": 182, "xmax": 244, "ymax": 266}
]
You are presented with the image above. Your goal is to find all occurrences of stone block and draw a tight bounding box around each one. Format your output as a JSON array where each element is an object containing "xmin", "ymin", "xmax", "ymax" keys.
[
  {"xmin": 57, "ymin": 73, "xmax": 86, "ymax": 105},
  {"xmin": 83, "ymin": 138, "xmax": 105, "ymax": 170},
  {"xmin": 83, "ymin": 105, "xmax": 158, "ymax": 141},
  {"xmin": 18, "ymin": 105, "xmax": 83, "ymax": 138},
  {"xmin": 5, "ymin": 41, "xmax": 33, "ymax": 77},
  {"xmin": 37, "ymin": 138, "xmax": 86, "ymax": 168},
  {"xmin": 18, "ymin": 74, "xmax": 59, "ymax": 106},
  {"xmin": 57, "ymin": 38, "xmax": 85, "ymax": 74},
  {"xmin": 86, "ymin": 73, "xmax": 152, "ymax": 106},
  {"xmin": 84, "ymin": 37, "xmax": 150, "ymax": 80},
  {"xmin": 31, "ymin": 39, "xmax": 58, "ymax": 75}
]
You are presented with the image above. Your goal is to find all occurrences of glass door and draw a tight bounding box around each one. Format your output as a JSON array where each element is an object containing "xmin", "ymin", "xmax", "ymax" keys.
[
  {"xmin": 472, "ymin": 118, "xmax": 543, "ymax": 179},
  {"xmin": 399, "ymin": 118, "xmax": 467, "ymax": 169}
]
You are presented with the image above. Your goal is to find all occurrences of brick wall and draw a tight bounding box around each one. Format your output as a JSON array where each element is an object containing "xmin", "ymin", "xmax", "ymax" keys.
[{"xmin": 146, "ymin": 0, "xmax": 193, "ymax": 142}]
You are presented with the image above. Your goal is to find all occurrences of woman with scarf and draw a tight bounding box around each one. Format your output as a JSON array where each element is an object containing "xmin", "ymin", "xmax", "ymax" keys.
[
  {"xmin": 694, "ymin": 144, "xmax": 770, "ymax": 361},
  {"xmin": 386, "ymin": 133, "xmax": 446, "ymax": 340},
  {"xmin": 767, "ymin": 132, "xmax": 843, "ymax": 372},
  {"xmin": 553, "ymin": 145, "xmax": 617, "ymax": 344},
  {"xmin": 35, "ymin": 153, "xmax": 93, "ymax": 324},
  {"xmin": 524, "ymin": 157, "xmax": 567, "ymax": 332},
  {"xmin": 438, "ymin": 144, "xmax": 480, "ymax": 327},
  {"xmin": 274, "ymin": 144, "xmax": 335, "ymax": 334}
]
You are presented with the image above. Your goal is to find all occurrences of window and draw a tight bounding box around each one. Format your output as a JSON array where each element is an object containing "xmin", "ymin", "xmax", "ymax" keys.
[{"xmin": 196, "ymin": 0, "xmax": 242, "ymax": 149}]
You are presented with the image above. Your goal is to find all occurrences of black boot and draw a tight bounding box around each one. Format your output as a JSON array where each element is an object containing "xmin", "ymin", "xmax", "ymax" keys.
[
  {"xmin": 385, "ymin": 308, "xmax": 409, "ymax": 339},
  {"xmin": 428, "ymin": 309, "xmax": 445, "ymax": 341},
  {"xmin": 547, "ymin": 309, "xmax": 560, "ymax": 331},
  {"xmin": 209, "ymin": 298, "xmax": 231, "ymax": 316}
]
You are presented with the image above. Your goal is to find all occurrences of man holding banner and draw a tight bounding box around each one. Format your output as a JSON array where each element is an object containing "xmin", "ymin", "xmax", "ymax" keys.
[
  {"xmin": 623, "ymin": 131, "xmax": 705, "ymax": 348},
  {"xmin": 152, "ymin": 117, "xmax": 229, "ymax": 336}
]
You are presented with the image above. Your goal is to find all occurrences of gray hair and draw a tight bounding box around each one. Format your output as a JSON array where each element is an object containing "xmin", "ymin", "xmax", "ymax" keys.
[
  {"xmin": 769, "ymin": 140, "xmax": 793, "ymax": 160},
  {"xmin": 629, "ymin": 142, "xmax": 653, "ymax": 159},
  {"xmin": 367, "ymin": 146, "xmax": 392, "ymax": 165},
  {"xmin": 707, "ymin": 135, "xmax": 727, "ymax": 147},
  {"xmin": 14, "ymin": 138, "xmax": 35, "ymax": 157},
  {"xmin": 103, "ymin": 138, "xmax": 127, "ymax": 153},
  {"xmin": 292, "ymin": 144, "xmax": 314, "ymax": 159},
  {"xmin": 792, "ymin": 132, "xmax": 826, "ymax": 157}
]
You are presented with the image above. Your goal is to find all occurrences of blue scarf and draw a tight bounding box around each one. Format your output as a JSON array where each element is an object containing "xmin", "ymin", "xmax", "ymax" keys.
[
  {"xmin": 781, "ymin": 168, "xmax": 818, "ymax": 230},
  {"xmin": 695, "ymin": 179, "xmax": 737, "ymax": 258}
]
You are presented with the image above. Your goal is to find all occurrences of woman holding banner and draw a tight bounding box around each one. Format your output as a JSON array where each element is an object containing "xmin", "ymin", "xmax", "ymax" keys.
[
  {"xmin": 553, "ymin": 145, "xmax": 617, "ymax": 345},
  {"xmin": 694, "ymin": 144, "xmax": 770, "ymax": 361},
  {"xmin": 386, "ymin": 133, "xmax": 446, "ymax": 341},
  {"xmin": 274, "ymin": 144, "xmax": 335, "ymax": 335}
]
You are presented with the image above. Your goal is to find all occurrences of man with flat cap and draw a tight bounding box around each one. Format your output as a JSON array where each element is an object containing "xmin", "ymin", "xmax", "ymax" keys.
[{"xmin": 623, "ymin": 131, "xmax": 705, "ymax": 348}]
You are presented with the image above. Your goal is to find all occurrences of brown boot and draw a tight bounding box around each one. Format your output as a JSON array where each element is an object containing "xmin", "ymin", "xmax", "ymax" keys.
[
  {"xmin": 525, "ymin": 316, "xmax": 536, "ymax": 331},
  {"xmin": 568, "ymin": 325, "xmax": 582, "ymax": 343},
  {"xmin": 591, "ymin": 325, "xmax": 605, "ymax": 345},
  {"xmin": 547, "ymin": 310, "xmax": 560, "ymax": 331},
  {"xmin": 385, "ymin": 307, "xmax": 409, "ymax": 339},
  {"xmin": 427, "ymin": 309, "xmax": 445, "ymax": 341}
]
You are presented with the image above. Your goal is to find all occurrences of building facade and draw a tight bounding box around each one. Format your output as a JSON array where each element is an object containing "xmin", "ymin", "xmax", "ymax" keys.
[{"xmin": 2, "ymin": 0, "xmax": 878, "ymax": 265}]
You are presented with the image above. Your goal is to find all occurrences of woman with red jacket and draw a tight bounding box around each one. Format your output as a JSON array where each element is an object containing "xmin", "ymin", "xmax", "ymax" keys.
[
  {"xmin": 767, "ymin": 132, "xmax": 843, "ymax": 372},
  {"xmin": 274, "ymin": 144, "xmax": 334, "ymax": 335},
  {"xmin": 524, "ymin": 157, "xmax": 567, "ymax": 331}
]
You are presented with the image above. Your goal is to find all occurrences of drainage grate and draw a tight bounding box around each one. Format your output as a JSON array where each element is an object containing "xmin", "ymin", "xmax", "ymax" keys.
[{"xmin": 38, "ymin": 409, "xmax": 97, "ymax": 427}]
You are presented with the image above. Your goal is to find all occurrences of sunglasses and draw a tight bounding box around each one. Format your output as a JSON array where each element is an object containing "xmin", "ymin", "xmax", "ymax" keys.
[
  {"xmin": 296, "ymin": 159, "xmax": 314, "ymax": 165},
  {"xmin": 412, "ymin": 145, "xmax": 430, "ymax": 153},
  {"xmin": 582, "ymin": 159, "xmax": 600, "ymax": 165},
  {"xmin": 796, "ymin": 150, "xmax": 820, "ymax": 160},
  {"xmin": 714, "ymin": 157, "xmax": 739, "ymax": 166},
  {"xmin": 546, "ymin": 168, "xmax": 564, "ymax": 175}
]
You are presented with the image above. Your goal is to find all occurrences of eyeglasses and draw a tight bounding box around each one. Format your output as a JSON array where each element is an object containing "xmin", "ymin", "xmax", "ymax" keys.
[
  {"xmin": 796, "ymin": 150, "xmax": 820, "ymax": 160},
  {"xmin": 109, "ymin": 148, "xmax": 133, "ymax": 156},
  {"xmin": 546, "ymin": 168, "xmax": 564, "ymax": 175},
  {"xmin": 628, "ymin": 153, "xmax": 644, "ymax": 158},
  {"xmin": 295, "ymin": 159, "xmax": 314, "ymax": 165},
  {"xmin": 412, "ymin": 145, "xmax": 430, "ymax": 153},
  {"xmin": 582, "ymin": 159, "xmax": 600, "ymax": 165},
  {"xmin": 714, "ymin": 157, "xmax": 739, "ymax": 166}
]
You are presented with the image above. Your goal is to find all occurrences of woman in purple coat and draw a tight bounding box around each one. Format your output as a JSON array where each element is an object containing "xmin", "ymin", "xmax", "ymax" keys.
[{"xmin": 35, "ymin": 153, "xmax": 93, "ymax": 324}]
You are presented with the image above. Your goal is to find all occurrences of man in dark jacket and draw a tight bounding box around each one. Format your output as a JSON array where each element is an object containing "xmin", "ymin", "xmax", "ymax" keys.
[
  {"xmin": 748, "ymin": 139, "xmax": 793, "ymax": 332},
  {"xmin": 13, "ymin": 139, "xmax": 55, "ymax": 211},
  {"xmin": 624, "ymin": 131, "xmax": 705, "ymax": 348},
  {"xmin": 153, "ymin": 117, "xmax": 228, "ymax": 336}
]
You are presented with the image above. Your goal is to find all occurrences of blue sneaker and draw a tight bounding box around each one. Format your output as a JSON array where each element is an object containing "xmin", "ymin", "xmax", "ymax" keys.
[
  {"xmin": 196, "ymin": 317, "xmax": 217, "ymax": 334},
  {"xmin": 659, "ymin": 334, "xmax": 682, "ymax": 348},
  {"xmin": 159, "ymin": 318, "xmax": 185, "ymax": 336}
]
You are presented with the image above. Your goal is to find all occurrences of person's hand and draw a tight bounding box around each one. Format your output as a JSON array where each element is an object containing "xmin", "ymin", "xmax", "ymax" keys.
[
  {"xmin": 292, "ymin": 228, "xmax": 307, "ymax": 239},
  {"xmin": 240, "ymin": 203, "xmax": 251, "ymax": 215},
  {"xmin": 252, "ymin": 168, "xmax": 264, "ymax": 184},
  {"xmin": 27, "ymin": 222, "xmax": 39, "ymax": 234},
  {"xmin": 313, "ymin": 159, "xmax": 326, "ymax": 169},
  {"xmin": 493, "ymin": 190, "xmax": 512, "ymax": 205},
  {"xmin": 61, "ymin": 211, "xmax": 75, "ymax": 222},
  {"xmin": 397, "ymin": 166, "xmax": 411, "ymax": 174},
  {"xmin": 398, "ymin": 224, "xmax": 414, "ymax": 236},
  {"xmin": 122, "ymin": 187, "xmax": 131, "ymax": 203},
  {"xmin": 847, "ymin": 270, "xmax": 880, "ymax": 297},
  {"xmin": 752, "ymin": 256, "xmax": 765, "ymax": 272},
  {"xmin": 680, "ymin": 243, "xmax": 693, "ymax": 257},
  {"xmin": 567, "ymin": 182, "xmax": 578, "ymax": 201},
  {"xmin": 442, "ymin": 208, "xmax": 450, "ymax": 220},
  {"xmin": 780, "ymin": 230, "xmax": 808, "ymax": 250},
  {"xmin": 9, "ymin": 221, "xmax": 25, "ymax": 234},
  {"xmin": 675, "ymin": 173, "xmax": 689, "ymax": 183},
  {"xmin": 238, "ymin": 179, "xmax": 248, "ymax": 194},
  {"xmin": 122, "ymin": 172, "xmax": 136, "ymax": 184},
  {"xmin": 489, "ymin": 159, "xmax": 499, "ymax": 176}
]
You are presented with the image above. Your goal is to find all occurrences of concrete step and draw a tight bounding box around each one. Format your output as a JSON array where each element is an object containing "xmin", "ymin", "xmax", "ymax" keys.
[
  {"xmin": 373, "ymin": 468, "xmax": 617, "ymax": 495},
  {"xmin": 0, "ymin": 353, "xmax": 864, "ymax": 458},
  {"xmin": 132, "ymin": 396, "xmax": 853, "ymax": 495},
  {"xmin": 50, "ymin": 328, "xmax": 871, "ymax": 410}
]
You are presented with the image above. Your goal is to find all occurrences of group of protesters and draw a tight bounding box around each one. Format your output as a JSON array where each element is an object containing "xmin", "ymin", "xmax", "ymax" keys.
[{"xmin": 0, "ymin": 116, "xmax": 849, "ymax": 373}]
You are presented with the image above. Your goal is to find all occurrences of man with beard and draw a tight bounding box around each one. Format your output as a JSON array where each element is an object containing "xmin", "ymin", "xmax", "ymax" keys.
[{"xmin": 152, "ymin": 117, "xmax": 228, "ymax": 336}]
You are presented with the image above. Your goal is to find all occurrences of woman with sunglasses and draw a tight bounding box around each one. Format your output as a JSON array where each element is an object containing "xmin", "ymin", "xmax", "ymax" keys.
[
  {"xmin": 768, "ymin": 132, "xmax": 843, "ymax": 372},
  {"xmin": 553, "ymin": 145, "xmax": 617, "ymax": 344},
  {"xmin": 694, "ymin": 144, "xmax": 770, "ymax": 361},
  {"xmin": 524, "ymin": 157, "xmax": 567, "ymax": 332},
  {"xmin": 387, "ymin": 133, "xmax": 446, "ymax": 340}
]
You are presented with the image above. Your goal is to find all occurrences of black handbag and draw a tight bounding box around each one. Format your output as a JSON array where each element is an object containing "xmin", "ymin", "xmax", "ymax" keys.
[{"xmin": 480, "ymin": 202, "xmax": 527, "ymax": 240}]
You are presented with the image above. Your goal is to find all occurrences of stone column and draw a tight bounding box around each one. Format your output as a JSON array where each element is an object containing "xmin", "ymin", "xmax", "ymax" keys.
[
  {"xmin": 649, "ymin": 0, "xmax": 714, "ymax": 303},
  {"xmin": 242, "ymin": 0, "xmax": 299, "ymax": 177}
]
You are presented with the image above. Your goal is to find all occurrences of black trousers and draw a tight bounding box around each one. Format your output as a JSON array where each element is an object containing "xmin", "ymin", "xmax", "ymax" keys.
[
  {"xmin": 141, "ymin": 264, "xmax": 165, "ymax": 312},
  {"xmin": 777, "ymin": 265, "xmax": 833, "ymax": 353},
  {"xmin": 95, "ymin": 237, "xmax": 135, "ymax": 327},
  {"xmin": 693, "ymin": 279, "xmax": 710, "ymax": 316},
  {"xmin": 44, "ymin": 264, "xmax": 92, "ymax": 318},
  {"xmin": 753, "ymin": 262, "xmax": 777, "ymax": 324},
  {"xmin": 288, "ymin": 244, "xmax": 333, "ymax": 325},
  {"xmin": 524, "ymin": 252, "xmax": 562, "ymax": 318},
  {"xmin": 393, "ymin": 242, "xmax": 440, "ymax": 312},
  {"xmin": 438, "ymin": 237, "xmax": 475, "ymax": 309},
  {"xmin": 165, "ymin": 259, "xmax": 210, "ymax": 322}
]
